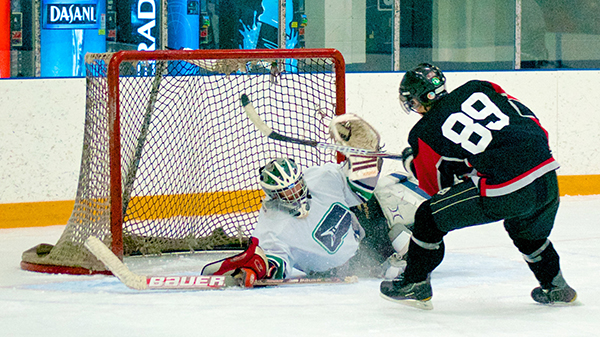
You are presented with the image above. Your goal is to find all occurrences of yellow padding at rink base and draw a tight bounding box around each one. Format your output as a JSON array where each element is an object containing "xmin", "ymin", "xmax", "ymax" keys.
[
  {"xmin": 1, "ymin": 200, "xmax": 76, "ymax": 228},
  {"xmin": 1, "ymin": 190, "xmax": 264, "ymax": 229},
  {"xmin": 1, "ymin": 176, "xmax": 599, "ymax": 229},
  {"xmin": 130, "ymin": 190, "xmax": 264, "ymax": 219},
  {"xmin": 556, "ymin": 175, "xmax": 600, "ymax": 197}
]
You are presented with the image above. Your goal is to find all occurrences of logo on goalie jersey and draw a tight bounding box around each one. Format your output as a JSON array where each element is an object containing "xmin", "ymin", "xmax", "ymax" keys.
[{"xmin": 312, "ymin": 203, "xmax": 353, "ymax": 254}]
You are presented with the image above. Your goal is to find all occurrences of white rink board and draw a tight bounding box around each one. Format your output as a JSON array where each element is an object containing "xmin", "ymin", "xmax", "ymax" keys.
[
  {"xmin": 1, "ymin": 70, "xmax": 600, "ymax": 203},
  {"xmin": 119, "ymin": 73, "xmax": 337, "ymax": 194}
]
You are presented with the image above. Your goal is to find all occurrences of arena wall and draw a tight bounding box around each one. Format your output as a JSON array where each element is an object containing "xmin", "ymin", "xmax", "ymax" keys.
[{"xmin": 1, "ymin": 69, "xmax": 599, "ymax": 228}]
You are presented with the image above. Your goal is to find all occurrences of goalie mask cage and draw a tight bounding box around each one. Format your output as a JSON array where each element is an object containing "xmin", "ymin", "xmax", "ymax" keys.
[{"xmin": 21, "ymin": 48, "xmax": 346, "ymax": 275}]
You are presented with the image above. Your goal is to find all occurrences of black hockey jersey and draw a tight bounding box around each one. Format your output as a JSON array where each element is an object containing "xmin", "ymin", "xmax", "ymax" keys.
[{"xmin": 408, "ymin": 80, "xmax": 559, "ymax": 197}]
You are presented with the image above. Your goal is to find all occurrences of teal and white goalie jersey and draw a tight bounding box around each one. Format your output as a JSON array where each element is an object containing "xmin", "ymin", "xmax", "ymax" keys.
[{"xmin": 252, "ymin": 163, "xmax": 365, "ymax": 278}]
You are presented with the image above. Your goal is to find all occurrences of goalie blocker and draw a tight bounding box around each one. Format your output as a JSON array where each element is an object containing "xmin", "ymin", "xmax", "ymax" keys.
[{"xmin": 201, "ymin": 237, "xmax": 272, "ymax": 287}]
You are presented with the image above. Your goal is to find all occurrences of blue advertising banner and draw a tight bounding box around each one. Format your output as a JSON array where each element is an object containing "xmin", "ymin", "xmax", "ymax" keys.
[
  {"xmin": 41, "ymin": 0, "xmax": 106, "ymax": 77},
  {"xmin": 167, "ymin": 0, "xmax": 199, "ymax": 50},
  {"xmin": 132, "ymin": 0, "xmax": 160, "ymax": 51},
  {"xmin": 42, "ymin": 0, "xmax": 100, "ymax": 29}
]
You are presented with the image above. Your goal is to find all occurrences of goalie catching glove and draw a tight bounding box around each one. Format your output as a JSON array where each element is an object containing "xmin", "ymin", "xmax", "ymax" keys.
[
  {"xmin": 329, "ymin": 113, "xmax": 382, "ymax": 181},
  {"xmin": 201, "ymin": 237, "xmax": 269, "ymax": 287}
]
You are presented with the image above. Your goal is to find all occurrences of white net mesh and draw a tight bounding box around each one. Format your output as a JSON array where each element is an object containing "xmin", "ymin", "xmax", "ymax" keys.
[{"xmin": 22, "ymin": 49, "xmax": 345, "ymax": 273}]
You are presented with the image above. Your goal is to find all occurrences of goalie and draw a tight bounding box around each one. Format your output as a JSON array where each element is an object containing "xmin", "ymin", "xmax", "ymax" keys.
[{"xmin": 202, "ymin": 114, "xmax": 428, "ymax": 287}]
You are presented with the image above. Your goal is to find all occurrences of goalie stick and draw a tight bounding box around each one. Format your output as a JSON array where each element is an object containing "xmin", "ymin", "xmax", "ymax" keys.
[
  {"xmin": 240, "ymin": 94, "xmax": 403, "ymax": 160},
  {"xmin": 122, "ymin": 60, "xmax": 166, "ymax": 217},
  {"xmin": 84, "ymin": 236, "xmax": 358, "ymax": 290}
]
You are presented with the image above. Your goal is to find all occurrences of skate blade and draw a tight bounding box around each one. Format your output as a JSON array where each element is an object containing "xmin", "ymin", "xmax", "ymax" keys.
[
  {"xmin": 380, "ymin": 293, "xmax": 433, "ymax": 310},
  {"xmin": 533, "ymin": 292, "xmax": 578, "ymax": 306},
  {"xmin": 536, "ymin": 296, "xmax": 579, "ymax": 306}
]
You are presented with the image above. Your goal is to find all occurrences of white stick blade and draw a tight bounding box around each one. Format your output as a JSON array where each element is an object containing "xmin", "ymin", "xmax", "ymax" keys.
[
  {"xmin": 84, "ymin": 236, "xmax": 148, "ymax": 290},
  {"xmin": 240, "ymin": 94, "xmax": 273, "ymax": 137}
]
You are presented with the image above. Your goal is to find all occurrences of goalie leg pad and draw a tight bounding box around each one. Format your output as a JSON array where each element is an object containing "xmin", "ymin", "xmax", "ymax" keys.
[
  {"xmin": 374, "ymin": 172, "xmax": 429, "ymax": 230},
  {"xmin": 389, "ymin": 224, "xmax": 412, "ymax": 256},
  {"xmin": 201, "ymin": 237, "xmax": 269, "ymax": 280}
]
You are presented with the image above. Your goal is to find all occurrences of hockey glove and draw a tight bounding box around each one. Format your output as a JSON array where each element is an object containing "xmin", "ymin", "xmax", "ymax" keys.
[
  {"xmin": 329, "ymin": 113, "xmax": 381, "ymax": 151},
  {"xmin": 231, "ymin": 268, "xmax": 258, "ymax": 288},
  {"xmin": 401, "ymin": 147, "xmax": 416, "ymax": 179},
  {"xmin": 201, "ymin": 237, "xmax": 269, "ymax": 287},
  {"xmin": 266, "ymin": 254, "xmax": 288, "ymax": 279},
  {"xmin": 329, "ymin": 113, "xmax": 382, "ymax": 180}
]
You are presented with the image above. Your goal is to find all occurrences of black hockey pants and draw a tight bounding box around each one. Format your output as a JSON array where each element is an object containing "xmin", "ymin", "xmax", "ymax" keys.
[{"xmin": 404, "ymin": 170, "xmax": 560, "ymax": 284}]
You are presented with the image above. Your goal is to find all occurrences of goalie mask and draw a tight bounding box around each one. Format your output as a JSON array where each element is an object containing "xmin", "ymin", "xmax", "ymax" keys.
[
  {"xmin": 399, "ymin": 63, "xmax": 447, "ymax": 114},
  {"xmin": 259, "ymin": 158, "xmax": 311, "ymax": 219}
]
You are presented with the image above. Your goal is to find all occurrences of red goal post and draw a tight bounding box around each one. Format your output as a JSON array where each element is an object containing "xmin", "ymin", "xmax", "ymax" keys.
[{"xmin": 21, "ymin": 48, "xmax": 347, "ymax": 275}]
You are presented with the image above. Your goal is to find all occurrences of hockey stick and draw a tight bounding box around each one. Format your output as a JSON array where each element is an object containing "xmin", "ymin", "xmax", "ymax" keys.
[
  {"xmin": 240, "ymin": 94, "xmax": 403, "ymax": 160},
  {"xmin": 253, "ymin": 275, "xmax": 358, "ymax": 287},
  {"xmin": 122, "ymin": 60, "xmax": 167, "ymax": 216},
  {"xmin": 84, "ymin": 236, "xmax": 357, "ymax": 290}
]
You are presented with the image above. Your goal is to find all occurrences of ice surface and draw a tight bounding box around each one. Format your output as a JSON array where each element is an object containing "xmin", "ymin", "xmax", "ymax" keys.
[{"xmin": 1, "ymin": 195, "xmax": 599, "ymax": 337}]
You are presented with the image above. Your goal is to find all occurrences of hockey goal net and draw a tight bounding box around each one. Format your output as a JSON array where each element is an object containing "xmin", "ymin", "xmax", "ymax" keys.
[{"xmin": 21, "ymin": 49, "xmax": 346, "ymax": 274}]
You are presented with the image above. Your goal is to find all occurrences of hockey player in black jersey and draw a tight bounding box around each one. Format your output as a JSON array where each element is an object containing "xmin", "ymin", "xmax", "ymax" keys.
[{"xmin": 379, "ymin": 63, "xmax": 577, "ymax": 310}]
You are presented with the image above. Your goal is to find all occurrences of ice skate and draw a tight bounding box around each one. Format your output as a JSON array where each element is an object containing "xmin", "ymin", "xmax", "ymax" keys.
[
  {"xmin": 531, "ymin": 272, "xmax": 577, "ymax": 304},
  {"xmin": 380, "ymin": 274, "xmax": 433, "ymax": 310}
]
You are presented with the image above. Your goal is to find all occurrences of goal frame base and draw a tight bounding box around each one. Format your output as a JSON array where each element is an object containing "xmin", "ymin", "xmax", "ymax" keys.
[{"xmin": 20, "ymin": 261, "xmax": 113, "ymax": 275}]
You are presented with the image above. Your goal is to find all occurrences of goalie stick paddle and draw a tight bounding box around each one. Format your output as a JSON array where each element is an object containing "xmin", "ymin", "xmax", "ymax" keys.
[
  {"xmin": 240, "ymin": 94, "xmax": 403, "ymax": 160},
  {"xmin": 84, "ymin": 236, "xmax": 357, "ymax": 290}
]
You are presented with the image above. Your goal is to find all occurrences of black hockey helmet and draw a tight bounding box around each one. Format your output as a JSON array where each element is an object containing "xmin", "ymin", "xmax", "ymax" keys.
[{"xmin": 399, "ymin": 63, "xmax": 447, "ymax": 114}]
